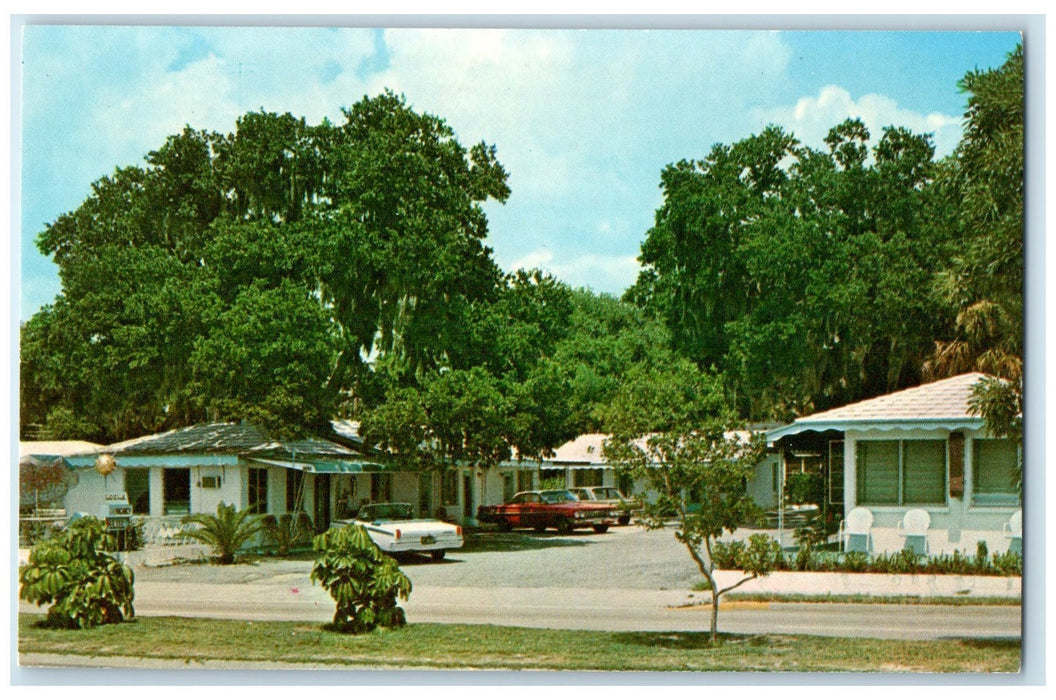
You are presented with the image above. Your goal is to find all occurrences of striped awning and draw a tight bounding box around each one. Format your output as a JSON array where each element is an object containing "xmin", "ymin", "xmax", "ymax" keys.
[{"xmin": 766, "ymin": 418, "xmax": 983, "ymax": 444}]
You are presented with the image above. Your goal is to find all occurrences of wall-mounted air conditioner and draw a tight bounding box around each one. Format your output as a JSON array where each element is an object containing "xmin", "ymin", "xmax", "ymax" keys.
[{"xmin": 199, "ymin": 476, "xmax": 222, "ymax": 489}]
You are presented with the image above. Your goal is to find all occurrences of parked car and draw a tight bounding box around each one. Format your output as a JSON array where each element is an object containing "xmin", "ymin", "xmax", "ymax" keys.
[
  {"xmin": 477, "ymin": 489, "xmax": 615, "ymax": 534},
  {"xmin": 568, "ymin": 486, "xmax": 636, "ymax": 525},
  {"xmin": 332, "ymin": 502, "xmax": 463, "ymax": 561}
]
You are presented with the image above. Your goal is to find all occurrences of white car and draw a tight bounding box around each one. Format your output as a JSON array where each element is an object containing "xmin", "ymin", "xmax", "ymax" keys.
[
  {"xmin": 568, "ymin": 486, "xmax": 635, "ymax": 525},
  {"xmin": 334, "ymin": 502, "xmax": 463, "ymax": 561}
]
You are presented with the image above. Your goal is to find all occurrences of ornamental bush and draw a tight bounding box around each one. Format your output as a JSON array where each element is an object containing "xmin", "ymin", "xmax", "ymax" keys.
[
  {"xmin": 261, "ymin": 512, "xmax": 315, "ymax": 556},
  {"xmin": 711, "ymin": 539, "xmax": 1021, "ymax": 576},
  {"xmin": 310, "ymin": 524, "xmax": 412, "ymax": 634},
  {"xmin": 18, "ymin": 516, "xmax": 135, "ymax": 629},
  {"xmin": 182, "ymin": 502, "xmax": 264, "ymax": 564}
]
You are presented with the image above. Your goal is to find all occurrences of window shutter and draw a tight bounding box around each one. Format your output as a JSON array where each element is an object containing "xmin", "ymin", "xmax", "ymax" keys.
[
  {"xmin": 902, "ymin": 440, "xmax": 946, "ymax": 504},
  {"xmin": 856, "ymin": 441, "xmax": 898, "ymax": 504},
  {"xmin": 973, "ymin": 439, "xmax": 1020, "ymax": 506}
]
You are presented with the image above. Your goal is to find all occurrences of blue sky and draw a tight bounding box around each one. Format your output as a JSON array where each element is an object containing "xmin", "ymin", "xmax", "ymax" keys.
[{"xmin": 17, "ymin": 25, "xmax": 1021, "ymax": 321}]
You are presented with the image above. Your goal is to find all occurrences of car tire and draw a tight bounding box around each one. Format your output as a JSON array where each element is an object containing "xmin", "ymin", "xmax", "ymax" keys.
[
  {"xmin": 592, "ymin": 524, "xmax": 609, "ymax": 534},
  {"xmin": 555, "ymin": 518, "xmax": 572, "ymax": 535},
  {"xmin": 617, "ymin": 515, "xmax": 630, "ymax": 526},
  {"xmin": 497, "ymin": 518, "xmax": 512, "ymax": 533},
  {"xmin": 430, "ymin": 550, "xmax": 446, "ymax": 562},
  {"xmin": 533, "ymin": 523, "xmax": 547, "ymax": 533}
]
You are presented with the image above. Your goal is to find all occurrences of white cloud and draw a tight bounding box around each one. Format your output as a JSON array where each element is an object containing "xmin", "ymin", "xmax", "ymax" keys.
[
  {"xmin": 752, "ymin": 85, "xmax": 962, "ymax": 158},
  {"xmin": 507, "ymin": 247, "xmax": 640, "ymax": 294},
  {"xmin": 509, "ymin": 247, "xmax": 556, "ymax": 272}
]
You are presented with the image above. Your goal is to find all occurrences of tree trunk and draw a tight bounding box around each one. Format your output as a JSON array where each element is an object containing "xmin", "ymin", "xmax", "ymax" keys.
[{"xmin": 711, "ymin": 596, "xmax": 719, "ymax": 646}]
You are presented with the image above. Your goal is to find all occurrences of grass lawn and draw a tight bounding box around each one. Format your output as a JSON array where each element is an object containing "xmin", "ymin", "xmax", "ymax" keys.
[{"xmin": 18, "ymin": 615, "xmax": 1019, "ymax": 672}]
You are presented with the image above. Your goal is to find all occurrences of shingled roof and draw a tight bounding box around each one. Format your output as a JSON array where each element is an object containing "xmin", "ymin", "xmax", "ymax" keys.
[
  {"xmin": 767, "ymin": 373, "xmax": 994, "ymax": 442},
  {"xmin": 93, "ymin": 422, "xmax": 363, "ymax": 459}
]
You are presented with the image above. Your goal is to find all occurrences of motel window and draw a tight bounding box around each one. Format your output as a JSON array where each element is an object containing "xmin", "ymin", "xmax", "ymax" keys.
[
  {"xmin": 125, "ymin": 468, "xmax": 150, "ymax": 515},
  {"xmin": 442, "ymin": 472, "xmax": 458, "ymax": 505},
  {"xmin": 973, "ymin": 439, "xmax": 1021, "ymax": 507},
  {"xmin": 248, "ymin": 468, "xmax": 268, "ymax": 514},
  {"xmin": 573, "ymin": 468, "xmax": 603, "ymax": 488},
  {"xmin": 163, "ymin": 468, "xmax": 190, "ymax": 515},
  {"xmin": 856, "ymin": 439, "xmax": 946, "ymax": 506},
  {"xmin": 902, "ymin": 440, "xmax": 946, "ymax": 504},
  {"xmin": 371, "ymin": 473, "xmax": 392, "ymax": 502}
]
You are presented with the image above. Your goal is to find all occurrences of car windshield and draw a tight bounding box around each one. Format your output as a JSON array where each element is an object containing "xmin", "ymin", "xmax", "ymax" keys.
[
  {"xmin": 360, "ymin": 503, "xmax": 414, "ymax": 521},
  {"xmin": 540, "ymin": 490, "xmax": 575, "ymax": 504}
]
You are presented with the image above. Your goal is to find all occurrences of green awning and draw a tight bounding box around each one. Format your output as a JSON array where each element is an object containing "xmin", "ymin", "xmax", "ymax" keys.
[{"xmin": 245, "ymin": 457, "xmax": 388, "ymax": 473}]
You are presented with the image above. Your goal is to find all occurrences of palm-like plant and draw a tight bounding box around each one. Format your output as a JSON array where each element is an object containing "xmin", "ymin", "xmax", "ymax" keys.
[
  {"xmin": 19, "ymin": 516, "xmax": 135, "ymax": 628},
  {"xmin": 182, "ymin": 502, "xmax": 263, "ymax": 565},
  {"xmin": 311, "ymin": 524, "xmax": 412, "ymax": 633}
]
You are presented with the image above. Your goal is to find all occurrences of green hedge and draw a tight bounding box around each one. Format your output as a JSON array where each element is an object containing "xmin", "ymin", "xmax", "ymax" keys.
[{"xmin": 711, "ymin": 539, "xmax": 1021, "ymax": 576}]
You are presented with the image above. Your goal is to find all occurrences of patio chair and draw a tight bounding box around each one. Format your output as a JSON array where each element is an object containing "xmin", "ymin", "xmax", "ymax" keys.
[
  {"xmin": 1003, "ymin": 509, "xmax": 1022, "ymax": 556},
  {"xmin": 839, "ymin": 507, "xmax": 874, "ymax": 554},
  {"xmin": 898, "ymin": 508, "xmax": 931, "ymax": 555}
]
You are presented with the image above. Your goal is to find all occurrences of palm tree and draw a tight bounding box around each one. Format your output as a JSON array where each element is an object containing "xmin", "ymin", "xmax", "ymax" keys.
[{"xmin": 182, "ymin": 502, "xmax": 264, "ymax": 565}]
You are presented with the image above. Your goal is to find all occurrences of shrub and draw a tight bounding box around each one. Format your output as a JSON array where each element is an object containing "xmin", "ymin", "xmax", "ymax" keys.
[
  {"xmin": 794, "ymin": 542, "xmax": 815, "ymax": 571},
  {"xmin": 18, "ymin": 517, "xmax": 135, "ymax": 629},
  {"xmin": 785, "ymin": 472, "xmax": 824, "ymax": 506},
  {"xmin": 990, "ymin": 550, "xmax": 1022, "ymax": 576},
  {"xmin": 794, "ymin": 509, "xmax": 839, "ymax": 549},
  {"xmin": 262, "ymin": 512, "xmax": 315, "ymax": 556},
  {"xmin": 310, "ymin": 524, "xmax": 412, "ymax": 634},
  {"xmin": 715, "ymin": 541, "xmax": 1022, "ymax": 576},
  {"xmin": 739, "ymin": 534, "xmax": 783, "ymax": 575},
  {"xmin": 710, "ymin": 539, "xmax": 747, "ymax": 569},
  {"xmin": 182, "ymin": 502, "xmax": 264, "ymax": 565},
  {"xmin": 975, "ymin": 541, "xmax": 990, "ymax": 574},
  {"xmin": 841, "ymin": 551, "xmax": 870, "ymax": 572}
]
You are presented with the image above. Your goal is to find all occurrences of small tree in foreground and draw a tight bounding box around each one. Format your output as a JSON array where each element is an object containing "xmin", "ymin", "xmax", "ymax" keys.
[
  {"xmin": 18, "ymin": 516, "xmax": 135, "ymax": 629},
  {"xmin": 310, "ymin": 524, "xmax": 412, "ymax": 633},
  {"xmin": 600, "ymin": 362, "xmax": 781, "ymax": 645},
  {"xmin": 182, "ymin": 502, "xmax": 263, "ymax": 565}
]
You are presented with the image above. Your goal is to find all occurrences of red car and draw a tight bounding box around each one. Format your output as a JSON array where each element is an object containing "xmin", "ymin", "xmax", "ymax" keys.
[{"xmin": 477, "ymin": 490, "xmax": 615, "ymax": 534}]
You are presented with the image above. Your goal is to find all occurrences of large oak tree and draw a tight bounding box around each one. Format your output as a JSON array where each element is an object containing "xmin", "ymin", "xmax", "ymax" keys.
[{"xmin": 22, "ymin": 92, "xmax": 509, "ymax": 441}]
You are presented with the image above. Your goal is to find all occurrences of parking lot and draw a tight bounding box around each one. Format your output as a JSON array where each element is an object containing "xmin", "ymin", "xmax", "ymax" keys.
[
  {"xmin": 128, "ymin": 523, "xmax": 706, "ymax": 591},
  {"xmin": 400, "ymin": 523, "xmax": 702, "ymax": 590}
]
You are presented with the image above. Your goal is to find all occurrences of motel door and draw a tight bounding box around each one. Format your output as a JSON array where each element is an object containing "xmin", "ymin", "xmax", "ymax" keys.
[
  {"xmin": 463, "ymin": 473, "xmax": 474, "ymax": 520},
  {"xmin": 314, "ymin": 473, "xmax": 331, "ymax": 533}
]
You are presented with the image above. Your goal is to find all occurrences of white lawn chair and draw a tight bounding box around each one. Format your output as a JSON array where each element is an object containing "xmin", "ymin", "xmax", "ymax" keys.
[
  {"xmin": 1003, "ymin": 509, "xmax": 1023, "ymax": 556},
  {"xmin": 839, "ymin": 507, "xmax": 874, "ymax": 554},
  {"xmin": 898, "ymin": 508, "xmax": 931, "ymax": 555}
]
